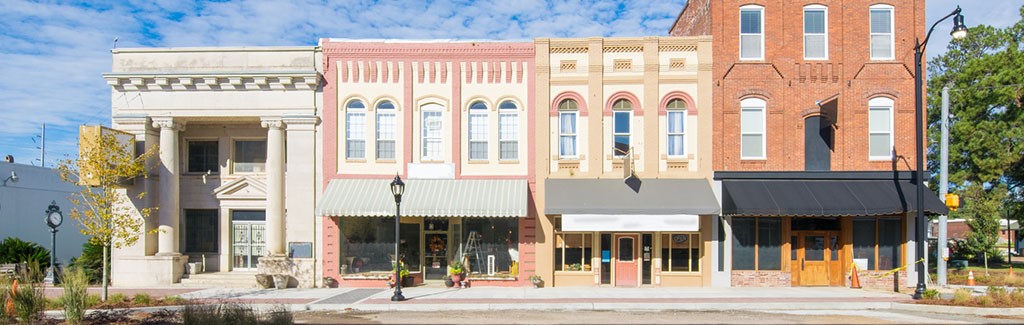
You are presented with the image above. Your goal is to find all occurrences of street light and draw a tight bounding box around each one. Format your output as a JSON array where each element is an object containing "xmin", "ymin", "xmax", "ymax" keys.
[
  {"xmin": 390, "ymin": 174, "xmax": 406, "ymax": 302},
  {"xmin": 913, "ymin": 5, "xmax": 967, "ymax": 300},
  {"xmin": 43, "ymin": 201, "xmax": 63, "ymax": 285}
]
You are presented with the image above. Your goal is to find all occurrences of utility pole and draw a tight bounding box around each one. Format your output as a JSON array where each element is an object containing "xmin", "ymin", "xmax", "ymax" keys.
[
  {"xmin": 938, "ymin": 86, "xmax": 950, "ymax": 286},
  {"xmin": 40, "ymin": 123, "xmax": 46, "ymax": 168}
]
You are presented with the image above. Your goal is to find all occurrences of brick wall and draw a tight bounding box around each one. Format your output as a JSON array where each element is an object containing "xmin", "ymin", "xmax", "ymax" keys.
[
  {"xmin": 854, "ymin": 270, "xmax": 907, "ymax": 291},
  {"xmin": 669, "ymin": 0, "xmax": 710, "ymax": 36},
  {"xmin": 731, "ymin": 271, "xmax": 792, "ymax": 287},
  {"xmin": 673, "ymin": 0, "xmax": 927, "ymax": 172}
]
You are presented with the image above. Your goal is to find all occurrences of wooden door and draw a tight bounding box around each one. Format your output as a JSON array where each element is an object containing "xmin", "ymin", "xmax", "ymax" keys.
[
  {"xmin": 797, "ymin": 232, "xmax": 829, "ymax": 286},
  {"xmin": 614, "ymin": 235, "xmax": 638, "ymax": 287}
]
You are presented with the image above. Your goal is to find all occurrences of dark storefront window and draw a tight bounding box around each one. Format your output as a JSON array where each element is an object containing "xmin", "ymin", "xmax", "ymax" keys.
[
  {"xmin": 462, "ymin": 218, "xmax": 519, "ymax": 274},
  {"xmin": 853, "ymin": 217, "xmax": 902, "ymax": 271},
  {"xmin": 732, "ymin": 217, "xmax": 756, "ymax": 270},
  {"xmin": 183, "ymin": 209, "xmax": 218, "ymax": 253},
  {"xmin": 732, "ymin": 217, "xmax": 781, "ymax": 270},
  {"xmin": 340, "ymin": 218, "xmax": 396, "ymax": 273},
  {"xmin": 661, "ymin": 233, "xmax": 700, "ymax": 272}
]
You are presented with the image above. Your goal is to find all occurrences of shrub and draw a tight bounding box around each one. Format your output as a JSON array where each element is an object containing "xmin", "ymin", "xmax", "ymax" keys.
[
  {"xmin": 264, "ymin": 305, "xmax": 294, "ymax": 325},
  {"xmin": 68, "ymin": 242, "xmax": 106, "ymax": 285},
  {"xmin": 922, "ymin": 289, "xmax": 940, "ymax": 300},
  {"xmin": 108, "ymin": 293, "xmax": 127, "ymax": 304},
  {"xmin": 61, "ymin": 267, "xmax": 89, "ymax": 325},
  {"xmin": 182, "ymin": 302, "xmax": 294, "ymax": 325},
  {"xmin": 952, "ymin": 288, "xmax": 973, "ymax": 304},
  {"xmin": 0, "ymin": 238, "xmax": 50, "ymax": 270},
  {"xmin": 987, "ymin": 286, "xmax": 1011, "ymax": 304},
  {"xmin": 978, "ymin": 295, "xmax": 994, "ymax": 306},
  {"xmin": 11, "ymin": 276, "xmax": 45, "ymax": 324},
  {"xmin": 0, "ymin": 276, "xmax": 12, "ymax": 323},
  {"xmin": 163, "ymin": 295, "xmax": 187, "ymax": 305},
  {"xmin": 133, "ymin": 293, "xmax": 153, "ymax": 305}
]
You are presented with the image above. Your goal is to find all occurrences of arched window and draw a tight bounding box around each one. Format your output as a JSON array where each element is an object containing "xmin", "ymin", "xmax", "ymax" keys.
[
  {"xmin": 468, "ymin": 101, "xmax": 489, "ymax": 160},
  {"xmin": 740, "ymin": 98, "xmax": 766, "ymax": 159},
  {"xmin": 740, "ymin": 5, "xmax": 765, "ymax": 60},
  {"xmin": 346, "ymin": 100, "xmax": 366, "ymax": 159},
  {"xmin": 868, "ymin": 97, "xmax": 894, "ymax": 159},
  {"xmin": 498, "ymin": 100, "xmax": 519, "ymax": 160},
  {"xmin": 421, "ymin": 103, "xmax": 444, "ymax": 160},
  {"xmin": 666, "ymin": 99, "xmax": 687, "ymax": 157},
  {"xmin": 375, "ymin": 101, "xmax": 396, "ymax": 160},
  {"xmin": 612, "ymin": 99, "xmax": 632, "ymax": 157},
  {"xmin": 559, "ymin": 99, "xmax": 578, "ymax": 158}
]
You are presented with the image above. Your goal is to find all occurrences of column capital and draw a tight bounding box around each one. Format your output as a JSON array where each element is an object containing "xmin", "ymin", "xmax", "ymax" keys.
[
  {"xmin": 151, "ymin": 117, "xmax": 185, "ymax": 131},
  {"xmin": 261, "ymin": 117, "xmax": 284, "ymax": 129},
  {"xmin": 282, "ymin": 115, "xmax": 320, "ymax": 131}
]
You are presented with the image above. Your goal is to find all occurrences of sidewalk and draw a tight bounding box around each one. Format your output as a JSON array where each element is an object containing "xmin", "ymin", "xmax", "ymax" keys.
[{"xmin": 171, "ymin": 286, "xmax": 910, "ymax": 312}]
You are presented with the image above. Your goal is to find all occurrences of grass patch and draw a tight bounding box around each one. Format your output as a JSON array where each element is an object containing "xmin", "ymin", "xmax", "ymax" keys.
[
  {"xmin": 183, "ymin": 302, "xmax": 294, "ymax": 325},
  {"xmin": 921, "ymin": 286, "xmax": 1024, "ymax": 308}
]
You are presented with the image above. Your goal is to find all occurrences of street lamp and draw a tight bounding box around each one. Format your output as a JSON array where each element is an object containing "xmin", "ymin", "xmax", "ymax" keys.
[
  {"xmin": 390, "ymin": 174, "xmax": 406, "ymax": 302},
  {"xmin": 913, "ymin": 6, "xmax": 967, "ymax": 300},
  {"xmin": 43, "ymin": 201, "xmax": 63, "ymax": 285}
]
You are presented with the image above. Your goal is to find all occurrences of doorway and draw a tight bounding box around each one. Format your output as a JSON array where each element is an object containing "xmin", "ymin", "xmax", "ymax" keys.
[
  {"xmin": 804, "ymin": 115, "xmax": 832, "ymax": 171},
  {"xmin": 614, "ymin": 234, "xmax": 638, "ymax": 287},
  {"xmin": 792, "ymin": 231, "xmax": 839, "ymax": 286},
  {"xmin": 231, "ymin": 221, "xmax": 265, "ymax": 271}
]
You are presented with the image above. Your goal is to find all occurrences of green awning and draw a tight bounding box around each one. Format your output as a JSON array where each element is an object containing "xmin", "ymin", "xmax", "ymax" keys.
[{"xmin": 317, "ymin": 178, "xmax": 526, "ymax": 218}]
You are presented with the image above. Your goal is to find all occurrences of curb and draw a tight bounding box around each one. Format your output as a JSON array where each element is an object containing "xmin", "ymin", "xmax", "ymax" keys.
[
  {"xmin": 891, "ymin": 303, "xmax": 1024, "ymax": 316},
  {"xmin": 303, "ymin": 302, "xmax": 897, "ymax": 312}
]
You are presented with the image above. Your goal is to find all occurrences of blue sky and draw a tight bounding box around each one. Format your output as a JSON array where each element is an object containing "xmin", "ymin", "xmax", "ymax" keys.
[{"xmin": 0, "ymin": 0, "xmax": 1020, "ymax": 166}]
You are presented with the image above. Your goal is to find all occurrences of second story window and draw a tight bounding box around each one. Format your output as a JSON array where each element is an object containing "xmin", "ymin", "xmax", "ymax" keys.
[
  {"xmin": 870, "ymin": 5, "xmax": 894, "ymax": 60},
  {"xmin": 468, "ymin": 101, "xmax": 489, "ymax": 160},
  {"xmin": 187, "ymin": 140, "xmax": 219, "ymax": 174},
  {"xmin": 233, "ymin": 140, "xmax": 266, "ymax": 173},
  {"xmin": 376, "ymin": 101, "xmax": 396, "ymax": 160},
  {"xmin": 499, "ymin": 100, "xmax": 519, "ymax": 160},
  {"xmin": 345, "ymin": 100, "xmax": 366, "ymax": 159},
  {"xmin": 868, "ymin": 97, "xmax": 894, "ymax": 160},
  {"xmin": 666, "ymin": 99, "xmax": 687, "ymax": 157},
  {"xmin": 612, "ymin": 99, "xmax": 632, "ymax": 157},
  {"xmin": 740, "ymin": 98, "xmax": 766, "ymax": 159},
  {"xmin": 559, "ymin": 99, "xmax": 578, "ymax": 158},
  {"xmin": 421, "ymin": 103, "xmax": 444, "ymax": 161},
  {"xmin": 739, "ymin": 5, "xmax": 764, "ymax": 60},
  {"xmin": 804, "ymin": 5, "xmax": 827, "ymax": 60}
]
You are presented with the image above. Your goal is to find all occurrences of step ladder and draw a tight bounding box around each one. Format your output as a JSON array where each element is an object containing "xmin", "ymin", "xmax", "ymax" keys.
[{"xmin": 461, "ymin": 231, "xmax": 482, "ymax": 273}]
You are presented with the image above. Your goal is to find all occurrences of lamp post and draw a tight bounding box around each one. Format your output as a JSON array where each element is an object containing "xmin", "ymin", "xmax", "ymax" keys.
[
  {"xmin": 43, "ymin": 201, "xmax": 63, "ymax": 285},
  {"xmin": 390, "ymin": 174, "xmax": 406, "ymax": 302},
  {"xmin": 913, "ymin": 6, "xmax": 967, "ymax": 300}
]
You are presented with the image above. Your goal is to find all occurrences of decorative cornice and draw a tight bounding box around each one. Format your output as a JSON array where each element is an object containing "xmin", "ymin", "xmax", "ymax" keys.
[
  {"xmin": 321, "ymin": 43, "xmax": 535, "ymax": 59},
  {"xmin": 103, "ymin": 71, "xmax": 321, "ymax": 91}
]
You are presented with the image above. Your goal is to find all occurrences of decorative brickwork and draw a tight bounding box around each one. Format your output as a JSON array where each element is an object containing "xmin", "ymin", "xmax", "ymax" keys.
[{"xmin": 731, "ymin": 271, "xmax": 791, "ymax": 287}]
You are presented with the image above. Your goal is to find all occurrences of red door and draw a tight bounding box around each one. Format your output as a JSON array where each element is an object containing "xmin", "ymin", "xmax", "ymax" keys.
[{"xmin": 615, "ymin": 235, "xmax": 638, "ymax": 287}]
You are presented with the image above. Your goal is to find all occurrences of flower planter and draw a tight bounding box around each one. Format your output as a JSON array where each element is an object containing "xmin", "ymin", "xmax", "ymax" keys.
[
  {"xmin": 451, "ymin": 273, "xmax": 463, "ymax": 288},
  {"xmin": 272, "ymin": 274, "xmax": 289, "ymax": 289},
  {"xmin": 255, "ymin": 274, "xmax": 274, "ymax": 289},
  {"xmin": 444, "ymin": 277, "xmax": 455, "ymax": 288}
]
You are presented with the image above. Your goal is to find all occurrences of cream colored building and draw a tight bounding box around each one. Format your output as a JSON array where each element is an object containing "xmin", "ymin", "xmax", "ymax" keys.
[
  {"xmin": 533, "ymin": 36, "xmax": 722, "ymax": 287},
  {"xmin": 104, "ymin": 47, "xmax": 323, "ymax": 287}
]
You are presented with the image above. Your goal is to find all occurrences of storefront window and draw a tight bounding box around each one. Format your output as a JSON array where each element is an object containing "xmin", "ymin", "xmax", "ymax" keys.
[
  {"xmin": 661, "ymin": 233, "xmax": 700, "ymax": 272},
  {"xmin": 854, "ymin": 217, "xmax": 902, "ymax": 271},
  {"xmin": 732, "ymin": 217, "xmax": 781, "ymax": 270},
  {"xmin": 556, "ymin": 233, "xmax": 593, "ymax": 271},
  {"xmin": 461, "ymin": 218, "xmax": 518, "ymax": 275},
  {"xmin": 758, "ymin": 218, "xmax": 781, "ymax": 270},
  {"xmin": 339, "ymin": 218, "xmax": 395, "ymax": 274}
]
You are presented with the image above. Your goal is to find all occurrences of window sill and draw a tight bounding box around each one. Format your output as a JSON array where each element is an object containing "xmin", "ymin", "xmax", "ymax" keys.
[
  {"xmin": 345, "ymin": 159, "xmax": 367, "ymax": 163},
  {"xmin": 868, "ymin": 157, "xmax": 892, "ymax": 162},
  {"xmin": 419, "ymin": 160, "xmax": 446, "ymax": 163},
  {"xmin": 184, "ymin": 173, "xmax": 221, "ymax": 176},
  {"xmin": 375, "ymin": 159, "xmax": 396, "ymax": 164},
  {"xmin": 740, "ymin": 157, "xmax": 767, "ymax": 161},
  {"xmin": 467, "ymin": 160, "xmax": 490, "ymax": 164},
  {"xmin": 499, "ymin": 160, "xmax": 520, "ymax": 164}
]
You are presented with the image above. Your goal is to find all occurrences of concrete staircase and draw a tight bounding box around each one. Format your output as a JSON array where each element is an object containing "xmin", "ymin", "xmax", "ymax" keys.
[{"xmin": 177, "ymin": 272, "xmax": 260, "ymax": 288}]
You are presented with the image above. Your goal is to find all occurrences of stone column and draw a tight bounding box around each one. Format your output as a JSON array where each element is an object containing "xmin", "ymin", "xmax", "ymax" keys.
[
  {"xmin": 283, "ymin": 115, "xmax": 319, "ymax": 288},
  {"xmin": 262, "ymin": 118, "xmax": 286, "ymax": 257},
  {"xmin": 152, "ymin": 117, "xmax": 184, "ymax": 256}
]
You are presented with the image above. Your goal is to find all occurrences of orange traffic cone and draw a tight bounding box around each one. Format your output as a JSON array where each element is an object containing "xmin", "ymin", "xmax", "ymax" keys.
[
  {"xmin": 5, "ymin": 279, "xmax": 16, "ymax": 315},
  {"xmin": 850, "ymin": 264, "xmax": 862, "ymax": 289},
  {"xmin": 968, "ymin": 270, "xmax": 976, "ymax": 286}
]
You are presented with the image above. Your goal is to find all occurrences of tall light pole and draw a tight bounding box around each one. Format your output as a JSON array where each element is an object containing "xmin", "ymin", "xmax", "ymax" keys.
[
  {"xmin": 390, "ymin": 174, "xmax": 406, "ymax": 302},
  {"xmin": 913, "ymin": 6, "xmax": 968, "ymax": 300},
  {"xmin": 938, "ymin": 85, "xmax": 950, "ymax": 287}
]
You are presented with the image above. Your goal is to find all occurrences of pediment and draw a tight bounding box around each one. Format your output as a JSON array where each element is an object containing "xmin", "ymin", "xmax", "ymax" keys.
[{"xmin": 213, "ymin": 176, "xmax": 267, "ymax": 200}]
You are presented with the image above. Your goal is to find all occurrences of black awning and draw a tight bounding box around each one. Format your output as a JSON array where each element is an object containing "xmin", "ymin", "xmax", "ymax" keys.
[{"xmin": 721, "ymin": 178, "xmax": 948, "ymax": 217}]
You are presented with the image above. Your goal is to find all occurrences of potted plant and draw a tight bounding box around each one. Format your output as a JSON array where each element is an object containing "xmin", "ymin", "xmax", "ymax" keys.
[
  {"xmin": 444, "ymin": 274, "xmax": 455, "ymax": 288},
  {"xmin": 448, "ymin": 261, "xmax": 465, "ymax": 288},
  {"xmin": 529, "ymin": 274, "xmax": 543, "ymax": 288},
  {"xmin": 387, "ymin": 262, "xmax": 410, "ymax": 288}
]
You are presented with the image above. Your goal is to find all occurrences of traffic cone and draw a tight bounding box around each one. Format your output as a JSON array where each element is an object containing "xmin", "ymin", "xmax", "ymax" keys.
[
  {"xmin": 850, "ymin": 264, "xmax": 862, "ymax": 289},
  {"xmin": 968, "ymin": 270, "xmax": 976, "ymax": 286},
  {"xmin": 5, "ymin": 279, "xmax": 16, "ymax": 315}
]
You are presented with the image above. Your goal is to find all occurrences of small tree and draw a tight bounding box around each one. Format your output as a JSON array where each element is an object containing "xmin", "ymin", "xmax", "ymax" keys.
[{"xmin": 56, "ymin": 129, "xmax": 157, "ymax": 301}]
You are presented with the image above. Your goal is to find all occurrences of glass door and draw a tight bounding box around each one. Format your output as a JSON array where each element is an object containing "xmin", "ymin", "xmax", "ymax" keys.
[{"xmin": 231, "ymin": 221, "xmax": 265, "ymax": 271}]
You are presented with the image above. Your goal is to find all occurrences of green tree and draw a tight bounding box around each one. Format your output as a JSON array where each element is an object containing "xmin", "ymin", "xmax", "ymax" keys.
[
  {"xmin": 56, "ymin": 129, "xmax": 157, "ymax": 301},
  {"xmin": 927, "ymin": 5, "xmax": 1024, "ymax": 258}
]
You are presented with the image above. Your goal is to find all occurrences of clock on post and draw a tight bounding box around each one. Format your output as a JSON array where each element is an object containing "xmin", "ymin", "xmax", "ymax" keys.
[{"xmin": 44, "ymin": 201, "xmax": 63, "ymax": 285}]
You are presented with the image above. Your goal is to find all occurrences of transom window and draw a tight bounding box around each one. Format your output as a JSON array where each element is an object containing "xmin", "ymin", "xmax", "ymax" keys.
[
  {"xmin": 868, "ymin": 97, "xmax": 894, "ymax": 160},
  {"xmin": 612, "ymin": 99, "xmax": 632, "ymax": 157},
  {"xmin": 740, "ymin": 98, "xmax": 766, "ymax": 159},
  {"xmin": 498, "ymin": 100, "xmax": 519, "ymax": 160},
  {"xmin": 666, "ymin": 99, "xmax": 687, "ymax": 157},
  {"xmin": 346, "ymin": 100, "xmax": 366, "ymax": 159},
  {"xmin": 468, "ymin": 101, "xmax": 489, "ymax": 160},
  {"xmin": 233, "ymin": 140, "xmax": 266, "ymax": 173},
  {"xmin": 187, "ymin": 140, "xmax": 219, "ymax": 174},
  {"xmin": 870, "ymin": 5, "xmax": 894, "ymax": 60},
  {"xmin": 661, "ymin": 233, "xmax": 700, "ymax": 272},
  {"xmin": 559, "ymin": 99, "xmax": 578, "ymax": 158},
  {"xmin": 740, "ymin": 5, "xmax": 764, "ymax": 60},
  {"xmin": 376, "ymin": 101, "xmax": 396, "ymax": 160},
  {"xmin": 804, "ymin": 5, "xmax": 827, "ymax": 60},
  {"xmin": 421, "ymin": 104, "xmax": 444, "ymax": 160}
]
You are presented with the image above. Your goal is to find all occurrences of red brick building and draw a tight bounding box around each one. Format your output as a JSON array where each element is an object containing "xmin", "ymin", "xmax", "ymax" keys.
[{"xmin": 672, "ymin": 0, "xmax": 947, "ymax": 289}]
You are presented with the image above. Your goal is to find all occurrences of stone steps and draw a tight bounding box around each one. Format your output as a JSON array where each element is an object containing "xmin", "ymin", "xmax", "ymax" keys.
[{"xmin": 177, "ymin": 272, "xmax": 260, "ymax": 288}]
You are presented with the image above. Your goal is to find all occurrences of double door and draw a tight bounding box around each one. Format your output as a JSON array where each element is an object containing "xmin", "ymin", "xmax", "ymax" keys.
[
  {"xmin": 232, "ymin": 221, "xmax": 265, "ymax": 271},
  {"xmin": 792, "ymin": 231, "xmax": 840, "ymax": 286}
]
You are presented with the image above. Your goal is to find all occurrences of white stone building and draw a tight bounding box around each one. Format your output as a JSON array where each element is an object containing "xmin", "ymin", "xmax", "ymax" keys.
[{"xmin": 104, "ymin": 47, "xmax": 323, "ymax": 287}]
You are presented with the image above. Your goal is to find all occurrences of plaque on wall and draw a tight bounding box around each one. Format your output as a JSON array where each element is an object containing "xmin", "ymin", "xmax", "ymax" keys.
[{"xmin": 288, "ymin": 242, "xmax": 313, "ymax": 258}]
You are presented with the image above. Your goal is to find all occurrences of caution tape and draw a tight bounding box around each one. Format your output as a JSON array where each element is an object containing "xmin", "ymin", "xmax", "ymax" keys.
[{"xmin": 872, "ymin": 258, "xmax": 925, "ymax": 279}]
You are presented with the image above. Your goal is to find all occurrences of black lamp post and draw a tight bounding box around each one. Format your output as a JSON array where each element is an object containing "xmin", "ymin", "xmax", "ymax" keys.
[
  {"xmin": 390, "ymin": 174, "xmax": 406, "ymax": 302},
  {"xmin": 913, "ymin": 6, "xmax": 967, "ymax": 300},
  {"xmin": 43, "ymin": 200, "xmax": 63, "ymax": 285}
]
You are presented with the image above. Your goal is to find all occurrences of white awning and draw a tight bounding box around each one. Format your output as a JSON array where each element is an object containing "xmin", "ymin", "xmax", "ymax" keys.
[{"xmin": 561, "ymin": 214, "xmax": 700, "ymax": 232}]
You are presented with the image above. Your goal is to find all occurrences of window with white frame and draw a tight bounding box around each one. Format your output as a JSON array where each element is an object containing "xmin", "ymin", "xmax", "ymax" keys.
[
  {"xmin": 612, "ymin": 99, "xmax": 632, "ymax": 157},
  {"xmin": 558, "ymin": 99, "xmax": 578, "ymax": 158},
  {"xmin": 345, "ymin": 100, "xmax": 366, "ymax": 159},
  {"xmin": 804, "ymin": 5, "xmax": 827, "ymax": 60},
  {"xmin": 868, "ymin": 97, "xmax": 894, "ymax": 159},
  {"xmin": 498, "ymin": 100, "xmax": 519, "ymax": 160},
  {"xmin": 421, "ymin": 104, "xmax": 444, "ymax": 160},
  {"xmin": 870, "ymin": 5, "xmax": 894, "ymax": 60},
  {"xmin": 468, "ymin": 101, "xmax": 489, "ymax": 160},
  {"xmin": 375, "ymin": 101, "xmax": 396, "ymax": 160},
  {"xmin": 740, "ymin": 98, "xmax": 766, "ymax": 159},
  {"xmin": 666, "ymin": 99, "xmax": 687, "ymax": 157},
  {"xmin": 739, "ymin": 5, "xmax": 764, "ymax": 60}
]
